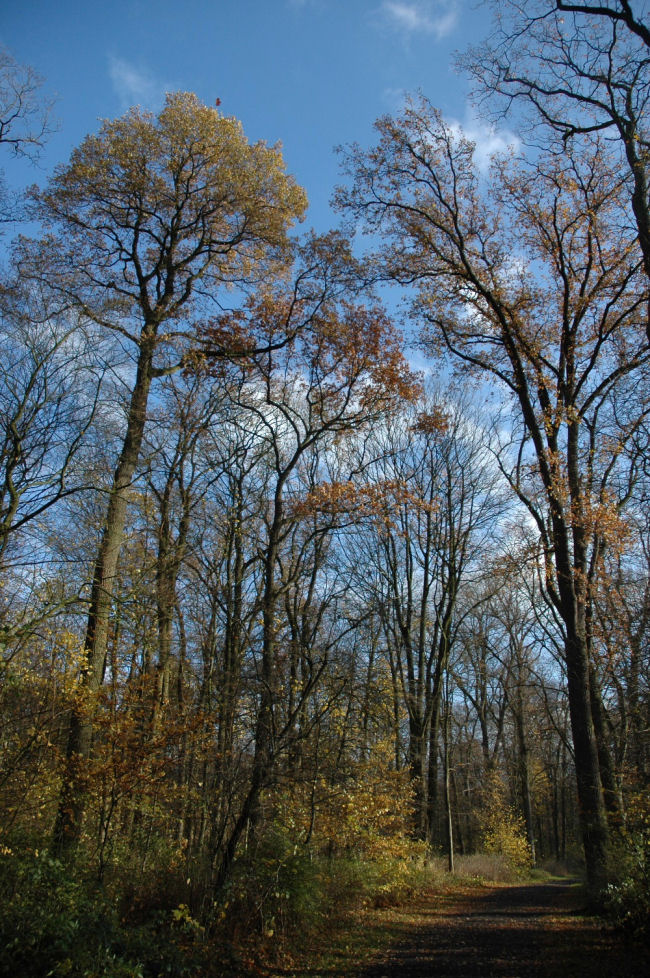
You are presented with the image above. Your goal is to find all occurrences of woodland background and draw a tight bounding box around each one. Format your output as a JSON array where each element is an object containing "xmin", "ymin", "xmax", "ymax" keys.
[{"xmin": 1, "ymin": 3, "xmax": 649, "ymax": 975}]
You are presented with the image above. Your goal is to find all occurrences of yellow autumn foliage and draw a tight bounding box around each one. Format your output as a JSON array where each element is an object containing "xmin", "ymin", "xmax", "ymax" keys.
[
  {"xmin": 280, "ymin": 740, "xmax": 424, "ymax": 862},
  {"xmin": 479, "ymin": 772, "xmax": 533, "ymax": 876}
]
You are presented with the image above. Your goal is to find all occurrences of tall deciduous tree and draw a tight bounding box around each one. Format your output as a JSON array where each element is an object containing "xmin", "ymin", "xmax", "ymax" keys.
[
  {"xmin": 463, "ymin": 0, "xmax": 650, "ymax": 340},
  {"xmin": 337, "ymin": 96, "xmax": 650, "ymax": 891},
  {"xmin": 206, "ymin": 288, "xmax": 417, "ymax": 887},
  {"xmin": 0, "ymin": 283, "xmax": 104, "ymax": 652},
  {"xmin": 346, "ymin": 392, "xmax": 505, "ymax": 841},
  {"xmin": 20, "ymin": 91, "xmax": 307, "ymax": 857}
]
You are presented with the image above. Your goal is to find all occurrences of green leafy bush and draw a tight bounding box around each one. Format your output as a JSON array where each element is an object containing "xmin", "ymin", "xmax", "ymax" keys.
[
  {"xmin": 219, "ymin": 824, "xmax": 323, "ymax": 940},
  {"xmin": 0, "ymin": 847, "xmax": 141, "ymax": 977},
  {"xmin": 604, "ymin": 797, "xmax": 650, "ymax": 936},
  {"xmin": 0, "ymin": 846, "xmax": 208, "ymax": 977}
]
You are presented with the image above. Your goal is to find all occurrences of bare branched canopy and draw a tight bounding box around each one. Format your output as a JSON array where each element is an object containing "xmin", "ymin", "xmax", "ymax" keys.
[
  {"xmin": 461, "ymin": 0, "xmax": 650, "ymax": 339},
  {"xmin": 0, "ymin": 46, "xmax": 54, "ymax": 160}
]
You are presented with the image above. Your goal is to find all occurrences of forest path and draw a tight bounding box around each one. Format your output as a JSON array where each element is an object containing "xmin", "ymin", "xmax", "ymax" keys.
[{"xmin": 357, "ymin": 878, "xmax": 649, "ymax": 978}]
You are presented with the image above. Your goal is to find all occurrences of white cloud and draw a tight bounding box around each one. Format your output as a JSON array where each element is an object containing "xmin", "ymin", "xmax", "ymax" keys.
[
  {"xmin": 447, "ymin": 110, "xmax": 520, "ymax": 171},
  {"xmin": 108, "ymin": 56, "xmax": 168, "ymax": 110},
  {"xmin": 382, "ymin": 86, "xmax": 409, "ymax": 112},
  {"xmin": 379, "ymin": 1, "xmax": 458, "ymax": 40}
]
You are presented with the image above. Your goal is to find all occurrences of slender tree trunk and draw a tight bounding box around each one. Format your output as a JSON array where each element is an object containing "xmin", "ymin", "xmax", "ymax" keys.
[
  {"xmin": 408, "ymin": 714, "xmax": 429, "ymax": 839},
  {"xmin": 451, "ymin": 765, "xmax": 464, "ymax": 855},
  {"xmin": 213, "ymin": 486, "xmax": 282, "ymax": 889},
  {"xmin": 443, "ymin": 692, "xmax": 454, "ymax": 873},
  {"xmin": 426, "ymin": 661, "xmax": 445, "ymax": 846},
  {"xmin": 427, "ymin": 711, "xmax": 440, "ymax": 846},
  {"xmin": 560, "ymin": 738, "xmax": 568, "ymax": 863},
  {"xmin": 387, "ymin": 646, "xmax": 403, "ymax": 770},
  {"xmin": 151, "ymin": 479, "xmax": 190, "ymax": 732},
  {"xmin": 627, "ymin": 617, "xmax": 649, "ymax": 784},
  {"xmin": 515, "ymin": 704, "xmax": 536, "ymax": 865},
  {"xmin": 52, "ymin": 335, "xmax": 155, "ymax": 859},
  {"xmin": 360, "ymin": 623, "xmax": 378, "ymax": 762},
  {"xmin": 588, "ymin": 664, "xmax": 623, "ymax": 829}
]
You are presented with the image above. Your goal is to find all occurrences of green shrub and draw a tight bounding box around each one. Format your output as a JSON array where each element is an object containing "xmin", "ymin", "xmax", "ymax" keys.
[
  {"xmin": 0, "ymin": 846, "xmax": 208, "ymax": 978},
  {"xmin": 0, "ymin": 847, "xmax": 142, "ymax": 977},
  {"xmin": 218, "ymin": 824, "xmax": 324, "ymax": 940},
  {"xmin": 604, "ymin": 799, "xmax": 650, "ymax": 936}
]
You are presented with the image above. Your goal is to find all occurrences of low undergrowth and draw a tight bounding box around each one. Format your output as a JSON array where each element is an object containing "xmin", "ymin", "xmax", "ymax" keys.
[
  {"xmin": 603, "ymin": 795, "xmax": 650, "ymax": 938},
  {"xmin": 0, "ymin": 837, "xmax": 438, "ymax": 978},
  {"xmin": 0, "ymin": 836, "xmax": 563, "ymax": 978}
]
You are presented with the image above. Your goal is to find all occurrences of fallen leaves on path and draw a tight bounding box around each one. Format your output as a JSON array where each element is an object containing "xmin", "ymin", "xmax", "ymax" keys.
[{"xmin": 362, "ymin": 880, "xmax": 649, "ymax": 978}]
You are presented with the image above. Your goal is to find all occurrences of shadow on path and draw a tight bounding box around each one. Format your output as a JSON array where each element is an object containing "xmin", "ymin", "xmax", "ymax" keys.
[{"xmin": 361, "ymin": 879, "xmax": 649, "ymax": 978}]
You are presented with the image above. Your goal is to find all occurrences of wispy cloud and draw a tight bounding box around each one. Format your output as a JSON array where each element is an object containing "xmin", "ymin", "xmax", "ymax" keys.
[
  {"xmin": 447, "ymin": 109, "xmax": 520, "ymax": 171},
  {"xmin": 382, "ymin": 95, "xmax": 520, "ymax": 171},
  {"xmin": 378, "ymin": 1, "xmax": 458, "ymax": 40},
  {"xmin": 108, "ymin": 56, "xmax": 169, "ymax": 110},
  {"xmin": 382, "ymin": 86, "xmax": 409, "ymax": 112},
  {"xmin": 286, "ymin": 0, "xmax": 321, "ymax": 10}
]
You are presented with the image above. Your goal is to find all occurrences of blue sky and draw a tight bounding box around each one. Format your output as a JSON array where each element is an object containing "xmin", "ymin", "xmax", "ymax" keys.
[{"xmin": 0, "ymin": 1, "xmax": 515, "ymax": 232}]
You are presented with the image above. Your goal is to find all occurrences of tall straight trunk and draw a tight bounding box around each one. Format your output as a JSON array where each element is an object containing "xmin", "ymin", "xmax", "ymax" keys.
[
  {"xmin": 549, "ymin": 450, "xmax": 610, "ymax": 891},
  {"xmin": 563, "ymin": 413, "xmax": 610, "ymax": 892},
  {"xmin": 627, "ymin": 628, "xmax": 645, "ymax": 782},
  {"xmin": 408, "ymin": 715, "xmax": 429, "ymax": 839},
  {"xmin": 426, "ymin": 658, "xmax": 445, "ymax": 846},
  {"xmin": 561, "ymin": 741, "xmax": 568, "ymax": 863},
  {"xmin": 451, "ymin": 765, "xmax": 464, "ymax": 855},
  {"xmin": 213, "ymin": 486, "xmax": 283, "ymax": 890},
  {"xmin": 52, "ymin": 335, "xmax": 155, "ymax": 859},
  {"xmin": 151, "ymin": 476, "xmax": 190, "ymax": 732},
  {"xmin": 514, "ymin": 704, "xmax": 536, "ymax": 864},
  {"xmin": 587, "ymin": 664, "xmax": 623, "ymax": 829},
  {"xmin": 443, "ymin": 694, "xmax": 454, "ymax": 873},
  {"xmin": 427, "ymin": 708, "xmax": 441, "ymax": 846},
  {"xmin": 213, "ymin": 490, "xmax": 246, "ymax": 838},
  {"xmin": 563, "ymin": 615, "xmax": 610, "ymax": 893},
  {"xmin": 360, "ymin": 623, "xmax": 378, "ymax": 762},
  {"xmin": 552, "ymin": 774, "xmax": 561, "ymax": 862},
  {"xmin": 387, "ymin": 646, "xmax": 403, "ymax": 770}
]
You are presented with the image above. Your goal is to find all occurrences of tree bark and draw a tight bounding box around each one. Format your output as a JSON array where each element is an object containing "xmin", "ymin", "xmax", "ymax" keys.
[
  {"xmin": 563, "ymin": 618, "xmax": 610, "ymax": 893},
  {"xmin": 52, "ymin": 334, "xmax": 155, "ymax": 858}
]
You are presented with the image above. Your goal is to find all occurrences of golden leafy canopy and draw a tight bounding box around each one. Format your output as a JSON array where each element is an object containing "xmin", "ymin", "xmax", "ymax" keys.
[{"xmin": 29, "ymin": 92, "xmax": 308, "ymax": 325}]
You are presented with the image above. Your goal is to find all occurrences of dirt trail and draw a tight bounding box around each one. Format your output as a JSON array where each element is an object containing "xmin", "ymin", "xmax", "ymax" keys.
[{"xmin": 362, "ymin": 879, "xmax": 649, "ymax": 978}]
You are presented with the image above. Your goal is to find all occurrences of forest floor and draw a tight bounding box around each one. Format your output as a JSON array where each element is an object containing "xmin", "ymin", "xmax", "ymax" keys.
[{"xmin": 270, "ymin": 878, "xmax": 650, "ymax": 978}]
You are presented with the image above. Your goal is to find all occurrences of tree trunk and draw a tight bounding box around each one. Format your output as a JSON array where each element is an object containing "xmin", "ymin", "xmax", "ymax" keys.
[
  {"xmin": 515, "ymin": 704, "xmax": 536, "ymax": 865},
  {"xmin": 426, "ymin": 662, "xmax": 445, "ymax": 846},
  {"xmin": 408, "ymin": 714, "xmax": 429, "ymax": 839},
  {"xmin": 52, "ymin": 335, "xmax": 155, "ymax": 859},
  {"xmin": 588, "ymin": 664, "xmax": 623, "ymax": 830},
  {"xmin": 443, "ymin": 694, "xmax": 454, "ymax": 873},
  {"xmin": 213, "ymin": 485, "xmax": 282, "ymax": 888},
  {"xmin": 563, "ymin": 619, "xmax": 610, "ymax": 893}
]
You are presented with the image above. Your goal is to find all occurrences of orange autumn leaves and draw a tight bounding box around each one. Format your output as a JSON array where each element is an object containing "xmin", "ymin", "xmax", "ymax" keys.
[{"xmin": 198, "ymin": 292, "xmax": 421, "ymax": 411}]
